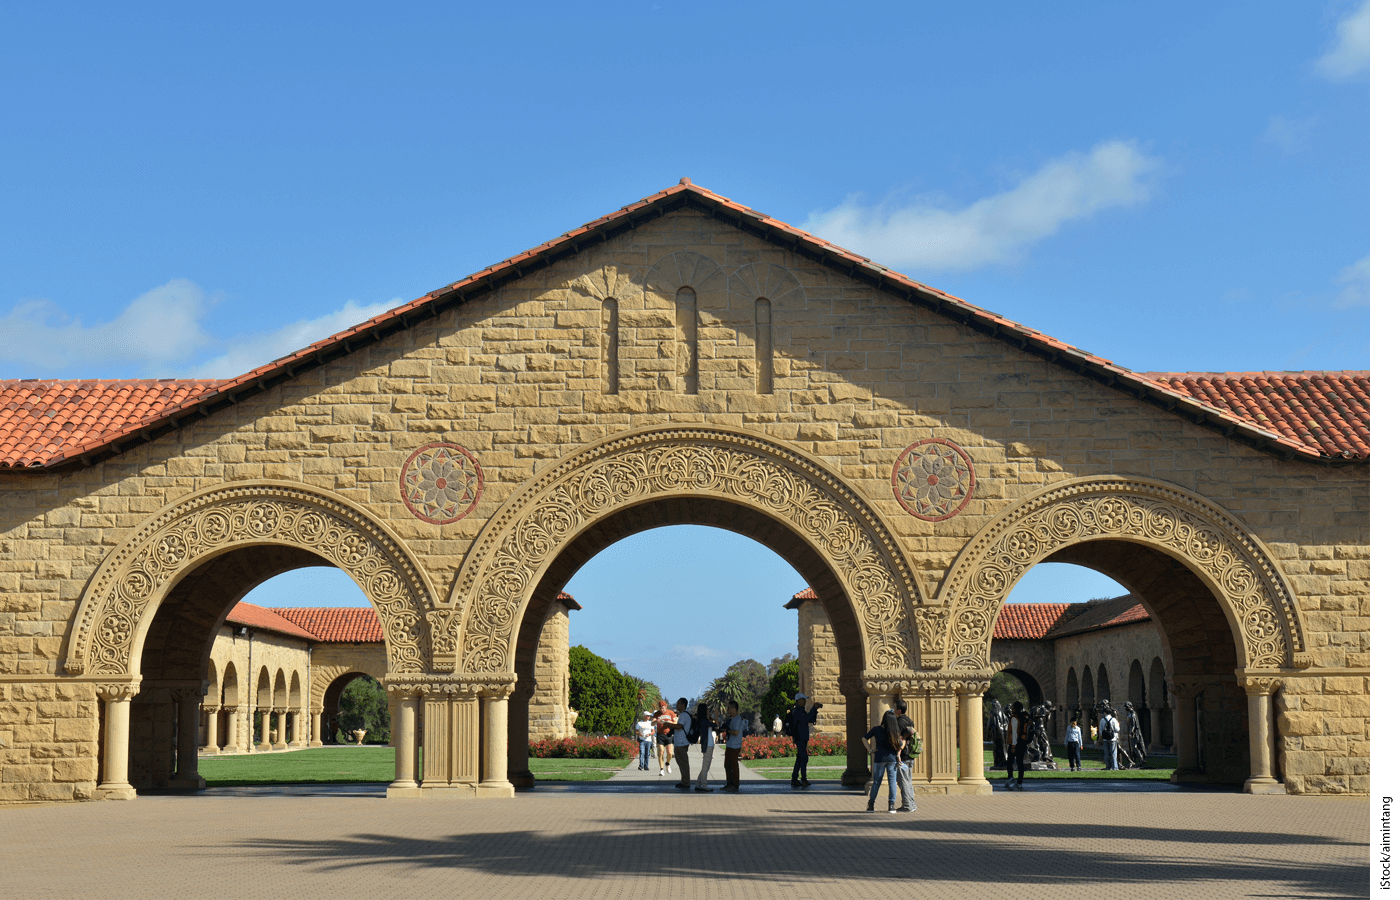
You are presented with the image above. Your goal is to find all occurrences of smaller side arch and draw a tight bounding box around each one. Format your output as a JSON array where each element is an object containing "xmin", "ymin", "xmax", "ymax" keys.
[{"xmin": 1096, "ymin": 664, "xmax": 1112, "ymax": 704}]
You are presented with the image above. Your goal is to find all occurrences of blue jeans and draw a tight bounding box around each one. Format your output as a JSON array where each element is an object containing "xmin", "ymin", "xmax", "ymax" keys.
[
  {"xmin": 639, "ymin": 740, "xmax": 652, "ymax": 769},
  {"xmin": 896, "ymin": 761, "xmax": 917, "ymax": 811},
  {"xmin": 868, "ymin": 759, "xmax": 899, "ymax": 808},
  {"xmin": 1103, "ymin": 741, "xmax": 1117, "ymax": 769},
  {"xmin": 1067, "ymin": 741, "xmax": 1081, "ymax": 769}
]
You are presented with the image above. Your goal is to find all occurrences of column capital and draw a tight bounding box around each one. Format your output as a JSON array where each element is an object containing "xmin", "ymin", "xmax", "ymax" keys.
[
  {"xmin": 1239, "ymin": 675, "xmax": 1282, "ymax": 695},
  {"xmin": 384, "ymin": 673, "xmax": 513, "ymax": 698},
  {"xmin": 96, "ymin": 681, "xmax": 141, "ymax": 702},
  {"xmin": 170, "ymin": 687, "xmax": 205, "ymax": 703},
  {"xmin": 1166, "ymin": 680, "xmax": 1205, "ymax": 698},
  {"xmin": 273, "ymin": 707, "xmax": 288, "ymax": 715},
  {"xmin": 863, "ymin": 668, "xmax": 999, "ymax": 698}
]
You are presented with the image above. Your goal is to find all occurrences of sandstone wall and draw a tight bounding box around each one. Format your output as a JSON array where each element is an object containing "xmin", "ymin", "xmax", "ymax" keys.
[
  {"xmin": 528, "ymin": 600, "xmax": 573, "ymax": 740},
  {"xmin": 795, "ymin": 598, "xmax": 845, "ymax": 736}
]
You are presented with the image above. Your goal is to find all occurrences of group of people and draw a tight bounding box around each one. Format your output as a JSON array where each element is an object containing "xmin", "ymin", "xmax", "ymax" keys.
[
  {"xmin": 1000, "ymin": 698, "xmax": 1143, "ymax": 787},
  {"xmin": 862, "ymin": 699, "xmax": 919, "ymax": 813},
  {"xmin": 634, "ymin": 697, "xmax": 750, "ymax": 792}
]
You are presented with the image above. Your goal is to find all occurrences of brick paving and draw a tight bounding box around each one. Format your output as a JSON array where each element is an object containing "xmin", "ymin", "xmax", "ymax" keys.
[{"xmin": 0, "ymin": 788, "xmax": 1366, "ymax": 899}]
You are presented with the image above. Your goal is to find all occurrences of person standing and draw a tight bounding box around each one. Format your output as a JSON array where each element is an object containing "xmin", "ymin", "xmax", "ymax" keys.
[
  {"xmin": 1065, "ymin": 718, "xmax": 1083, "ymax": 771},
  {"xmin": 655, "ymin": 701, "xmax": 677, "ymax": 776},
  {"xmin": 719, "ymin": 700, "xmax": 747, "ymax": 792},
  {"xmin": 1099, "ymin": 704, "xmax": 1120, "ymax": 771},
  {"xmin": 692, "ymin": 702, "xmax": 715, "ymax": 793},
  {"xmin": 672, "ymin": 698, "xmax": 693, "ymax": 790},
  {"xmin": 892, "ymin": 699, "xmax": 918, "ymax": 813},
  {"xmin": 863, "ymin": 708, "xmax": 902, "ymax": 812},
  {"xmin": 785, "ymin": 692, "xmax": 823, "ymax": 788},
  {"xmin": 635, "ymin": 711, "xmax": 655, "ymax": 771},
  {"xmin": 1004, "ymin": 700, "xmax": 1028, "ymax": 789}
]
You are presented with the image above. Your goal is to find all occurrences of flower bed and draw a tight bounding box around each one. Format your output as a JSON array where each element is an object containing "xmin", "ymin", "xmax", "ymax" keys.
[
  {"xmin": 529, "ymin": 735, "xmax": 636, "ymax": 760},
  {"xmin": 738, "ymin": 733, "xmax": 845, "ymax": 760}
]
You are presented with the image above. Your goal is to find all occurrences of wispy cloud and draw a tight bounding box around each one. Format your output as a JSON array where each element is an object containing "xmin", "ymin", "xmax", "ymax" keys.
[
  {"xmin": 1315, "ymin": 1, "xmax": 1369, "ymax": 80},
  {"xmin": 801, "ymin": 141, "xmax": 1157, "ymax": 272},
  {"xmin": 1333, "ymin": 254, "xmax": 1369, "ymax": 308},
  {"xmin": 190, "ymin": 297, "xmax": 401, "ymax": 378},
  {"xmin": 1262, "ymin": 114, "xmax": 1319, "ymax": 152},
  {"xmin": 0, "ymin": 281, "xmax": 401, "ymax": 379},
  {"xmin": 0, "ymin": 279, "xmax": 214, "ymax": 372}
]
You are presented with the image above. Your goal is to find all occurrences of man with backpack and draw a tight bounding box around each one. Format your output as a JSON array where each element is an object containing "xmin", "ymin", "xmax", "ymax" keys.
[
  {"xmin": 1099, "ymin": 703, "xmax": 1120, "ymax": 771},
  {"xmin": 893, "ymin": 698, "xmax": 919, "ymax": 813}
]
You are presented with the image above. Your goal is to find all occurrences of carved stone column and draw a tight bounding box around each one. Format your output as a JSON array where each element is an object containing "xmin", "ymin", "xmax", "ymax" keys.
[
  {"xmin": 387, "ymin": 687, "xmax": 420, "ymax": 797},
  {"xmin": 95, "ymin": 683, "xmax": 140, "ymax": 800},
  {"xmin": 274, "ymin": 709, "xmax": 288, "ymax": 750},
  {"xmin": 1241, "ymin": 676, "xmax": 1287, "ymax": 794},
  {"xmin": 309, "ymin": 707, "xmax": 324, "ymax": 748},
  {"xmin": 956, "ymin": 680, "xmax": 991, "ymax": 791},
  {"xmin": 1168, "ymin": 681, "xmax": 1206, "ymax": 783},
  {"xmin": 1148, "ymin": 705, "xmax": 1164, "ymax": 752},
  {"xmin": 257, "ymin": 708, "xmax": 272, "ymax": 751},
  {"xmin": 287, "ymin": 710, "xmax": 299, "ymax": 746},
  {"xmin": 479, "ymin": 685, "xmax": 514, "ymax": 798},
  {"xmin": 838, "ymin": 677, "xmax": 869, "ymax": 787},
  {"xmin": 450, "ymin": 686, "xmax": 481, "ymax": 792},
  {"xmin": 420, "ymin": 685, "xmax": 453, "ymax": 792},
  {"xmin": 170, "ymin": 687, "xmax": 205, "ymax": 791},
  {"xmin": 202, "ymin": 706, "xmax": 220, "ymax": 754},
  {"xmin": 507, "ymin": 677, "xmax": 537, "ymax": 790}
]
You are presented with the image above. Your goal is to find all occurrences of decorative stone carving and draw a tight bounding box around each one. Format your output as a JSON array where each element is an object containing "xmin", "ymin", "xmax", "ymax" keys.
[
  {"xmin": 913, "ymin": 606, "xmax": 951, "ymax": 668},
  {"xmin": 934, "ymin": 475, "xmax": 1309, "ymax": 672},
  {"xmin": 455, "ymin": 427, "xmax": 920, "ymax": 674},
  {"xmin": 643, "ymin": 252, "xmax": 726, "ymax": 302},
  {"xmin": 1239, "ymin": 675, "xmax": 1283, "ymax": 695},
  {"xmin": 400, "ymin": 442, "xmax": 483, "ymax": 525},
  {"xmin": 66, "ymin": 483, "xmax": 434, "ymax": 677},
  {"xmin": 96, "ymin": 682, "xmax": 141, "ymax": 702},
  {"xmin": 892, "ymin": 438, "xmax": 976, "ymax": 522},
  {"xmin": 426, "ymin": 609, "xmax": 462, "ymax": 673},
  {"xmin": 569, "ymin": 264, "xmax": 641, "ymax": 304},
  {"xmin": 728, "ymin": 262, "xmax": 805, "ymax": 309}
]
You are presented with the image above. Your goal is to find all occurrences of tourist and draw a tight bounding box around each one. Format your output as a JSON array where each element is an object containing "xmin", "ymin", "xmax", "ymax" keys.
[
  {"xmin": 1004, "ymin": 700, "xmax": 1028, "ymax": 789},
  {"xmin": 785, "ymin": 692, "xmax": 823, "ymax": 788},
  {"xmin": 863, "ymin": 708, "xmax": 902, "ymax": 812},
  {"xmin": 672, "ymin": 698, "xmax": 693, "ymax": 790},
  {"xmin": 635, "ymin": 711, "xmax": 655, "ymax": 771},
  {"xmin": 719, "ymin": 700, "xmax": 747, "ymax": 792},
  {"xmin": 692, "ymin": 702, "xmax": 715, "ymax": 792},
  {"xmin": 1100, "ymin": 705, "xmax": 1120, "ymax": 771},
  {"xmin": 655, "ymin": 701, "xmax": 677, "ymax": 775},
  {"xmin": 1065, "ymin": 717, "xmax": 1083, "ymax": 771},
  {"xmin": 892, "ymin": 699, "xmax": 918, "ymax": 813}
]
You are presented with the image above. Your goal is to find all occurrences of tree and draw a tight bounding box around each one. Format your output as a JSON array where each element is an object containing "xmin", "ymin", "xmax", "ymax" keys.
[
  {"xmin": 761, "ymin": 660, "xmax": 800, "ymax": 728},
  {"xmin": 568, "ymin": 645, "xmax": 635, "ymax": 735},
  {"xmin": 622, "ymin": 673, "xmax": 663, "ymax": 720},
  {"xmin": 984, "ymin": 671, "xmax": 1029, "ymax": 711},
  {"xmin": 337, "ymin": 675, "xmax": 390, "ymax": 742},
  {"xmin": 701, "ymin": 658, "xmax": 769, "ymax": 724},
  {"xmin": 766, "ymin": 653, "xmax": 795, "ymax": 676}
]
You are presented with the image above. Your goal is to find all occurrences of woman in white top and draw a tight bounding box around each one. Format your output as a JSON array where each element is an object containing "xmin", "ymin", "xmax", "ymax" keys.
[{"xmin": 1065, "ymin": 720, "xmax": 1083, "ymax": 771}]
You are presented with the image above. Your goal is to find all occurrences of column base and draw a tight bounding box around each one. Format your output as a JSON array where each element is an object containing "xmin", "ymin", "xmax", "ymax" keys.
[
  {"xmin": 309, "ymin": 740, "xmax": 324, "ymax": 748},
  {"xmin": 257, "ymin": 744, "xmax": 272, "ymax": 752},
  {"xmin": 1171, "ymin": 769, "xmax": 1210, "ymax": 784},
  {"xmin": 476, "ymin": 781, "xmax": 515, "ymax": 798},
  {"xmin": 508, "ymin": 770, "xmax": 535, "ymax": 790},
  {"xmin": 95, "ymin": 783, "xmax": 137, "ymax": 800},
  {"xmin": 840, "ymin": 767, "xmax": 871, "ymax": 787},
  {"xmin": 385, "ymin": 782, "xmax": 422, "ymax": 799},
  {"xmin": 1243, "ymin": 778, "xmax": 1288, "ymax": 794},
  {"xmin": 422, "ymin": 785, "xmax": 476, "ymax": 800},
  {"xmin": 274, "ymin": 743, "xmax": 288, "ymax": 751},
  {"xmin": 166, "ymin": 776, "xmax": 206, "ymax": 792}
]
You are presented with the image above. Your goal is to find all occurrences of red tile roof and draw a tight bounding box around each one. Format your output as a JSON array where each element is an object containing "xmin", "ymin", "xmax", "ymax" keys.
[
  {"xmin": 993, "ymin": 603, "xmax": 1076, "ymax": 639},
  {"xmin": 225, "ymin": 602, "xmax": 320, "ymax": 641},
  {"xmin": 272, "ymin": 607, "xmax": 383, "ymax": 643},
  {"xmin": 1142, "ymin": 372, "xmax": 1369, "ymax": 460},
  {"xmin": 784, "ymin": 587, "xmax": 819, "ymax": 609},
  {"xmin": 0, "ymin": 181, "xmax": 1370, "ymax": 468},
  {"xmin": 1044, "ymin": 595, "xmax": 1152, "ymax": 639},
  {"xmin": 0, "ymin": 379, "xmax": 224, "ymax": 467}
]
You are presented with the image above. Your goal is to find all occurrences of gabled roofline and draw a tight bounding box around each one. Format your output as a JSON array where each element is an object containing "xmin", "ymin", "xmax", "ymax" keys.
[{"xmin": 7, "ymin": 179, "xmax": 1368, "ymax": 470}]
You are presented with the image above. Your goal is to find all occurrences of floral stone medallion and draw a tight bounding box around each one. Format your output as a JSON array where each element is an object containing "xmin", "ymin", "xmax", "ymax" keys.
[
  {"xmin": 891, "ymin": 438, "xmax": 975, "ymax": 522},
  {"xmin": 399, "ymin": 442, "xmax": 483, "ymax": 525}
]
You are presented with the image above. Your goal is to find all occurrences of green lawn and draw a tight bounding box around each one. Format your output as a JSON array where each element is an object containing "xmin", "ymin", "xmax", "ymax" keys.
[
  {"xmin": 200, "ymin": 747, "xmax": 394, "ymax": 786},
  {"xmin": 199, "ymin": 747, "xmax": 629, "ymax": 786},
  {"xmin": 528, "ymin": 758, "xmax": 628, "ymax": 781},
  {"xmin": 745, "ymin": 745, "xmax": 1175, "ymax": 781}
]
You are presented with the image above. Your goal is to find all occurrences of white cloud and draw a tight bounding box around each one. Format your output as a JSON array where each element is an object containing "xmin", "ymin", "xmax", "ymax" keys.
[
  {"xmin": 0, "ymin": 279, "xmax": 213, "ymax": 372},
  {"xmin": 1315, "ymin": 1, "xmax": 1369, "ymax": 80},
  {"xmin": 801, "ymin": 141, "xmax": 1157, "ymax": 272},
  {"xmin": 1262, "ymin": 114, "xmax": 1319, "ymax": 151},
  {"xmin": 190, "ymin": 297, "xmax": 402, "ymax": 378},
  {"xmin": 1333, "ymin": 254, "xmax": 1369, "ymax": 308}
]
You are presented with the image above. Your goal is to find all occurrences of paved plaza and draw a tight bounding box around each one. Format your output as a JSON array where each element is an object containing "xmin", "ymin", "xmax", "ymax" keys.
[{"xmin": 0, "ymin": 784, "xmax": 1366, "ymax": 899}]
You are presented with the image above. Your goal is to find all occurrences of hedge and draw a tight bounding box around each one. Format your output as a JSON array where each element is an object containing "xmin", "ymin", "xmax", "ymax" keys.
[
  {"xmin": 738, "ymin": 733, "xmax": 845, "ymax": 760},
  {"xmin": 529, "ymin": 736, "xmax": 637, "ymax": 760}
]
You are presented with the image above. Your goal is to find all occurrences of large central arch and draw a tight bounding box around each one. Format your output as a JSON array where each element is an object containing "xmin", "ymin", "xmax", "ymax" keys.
[{"xmin": 450, "ymin": 426, "xmax": 924, "ymax": 676}]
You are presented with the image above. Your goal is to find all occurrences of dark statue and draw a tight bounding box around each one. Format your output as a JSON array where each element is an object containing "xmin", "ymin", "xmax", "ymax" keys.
[
  {"xmin": 1025, "ymin": 702, "xmax": 1056, "ymax": 768},
  {"xmin": 1122, "ymin": 701, "xmax": 1148, "ymax": 768},
  {"xmin": 988, "ymin": 699, "xmax": 1008, "ymax": 767}
]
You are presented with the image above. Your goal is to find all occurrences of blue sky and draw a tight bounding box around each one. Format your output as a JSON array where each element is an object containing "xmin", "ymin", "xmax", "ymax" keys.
[{"xmin": 2, "ymin": 4, "xmax": 1371, "ymax": 702}]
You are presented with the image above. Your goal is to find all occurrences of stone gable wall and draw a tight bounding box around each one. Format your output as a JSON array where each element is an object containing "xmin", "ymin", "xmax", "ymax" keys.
[{"xmin": 0, "ymin": 208, "xmax": 1369, "ymax": 799}]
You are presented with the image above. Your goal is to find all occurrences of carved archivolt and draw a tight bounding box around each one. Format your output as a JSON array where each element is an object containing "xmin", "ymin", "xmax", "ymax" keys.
[
  {"xmin": 65, "ymin": 483, "xmax": 435, "ymax": 677},
  {"xmin": 643, "ymin": 251, "xmax": 726, "ymax": 305},
  {"xmin": 932, "ymin": 475, "xmax": 1309, "ymax": 672},
  {"xmin": 728, "ymin": 262, "xmax": 805, "ymax": 309},
  {"xmin": 453, "ymin": 427, "xmax": 921, "ymax": 674}
]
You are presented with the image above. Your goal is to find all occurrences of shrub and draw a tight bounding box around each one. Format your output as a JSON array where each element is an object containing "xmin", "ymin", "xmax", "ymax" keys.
[
  {"xmin": 736, "ymin": 732, "xmax": 845, "ymax": 760},
  {"xmin": 760, "ymin": 660, "xmax": 799, "ymax": 727},
  {"xmin": 568, "ymin": 646, "xmax": 633, "ymax": 735},
  {"xmin": 529, "ymin": 735, "xmax": 637, "ymax": 760}
]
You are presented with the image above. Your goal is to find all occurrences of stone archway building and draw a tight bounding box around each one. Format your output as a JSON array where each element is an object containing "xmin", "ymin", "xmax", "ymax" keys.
[{"xmin": 0, "ymin": 179, "xmax": 1368, "ymax": 802}]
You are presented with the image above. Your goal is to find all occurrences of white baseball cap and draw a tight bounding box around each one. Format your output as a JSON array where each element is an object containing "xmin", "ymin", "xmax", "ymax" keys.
[
  {"xmin": 794, "ymin": 692, "xmax": 807, "ymax": 701},
  {"xmin": 642, "ymin": 711, "xmax": 652, "ymax": 717}
]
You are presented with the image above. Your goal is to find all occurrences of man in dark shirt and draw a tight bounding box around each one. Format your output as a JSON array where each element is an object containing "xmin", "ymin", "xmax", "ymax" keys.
[
  {"xmin": 785, "ymin": 692, "xmax": 823, "ymax": 788},
  {"xmin": 892, "ymin": 699, "xmax": 917, "ymax": 813},
  {"xmin": 863, "ymin": 710, "xmax": 902, "ymax": 813}
]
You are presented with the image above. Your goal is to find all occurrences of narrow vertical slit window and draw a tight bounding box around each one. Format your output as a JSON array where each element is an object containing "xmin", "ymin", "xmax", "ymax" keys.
[
  {"xmin": 602, "ymin": 297, "xmax": 619, "ymax": 395},
  {"xmin": 755, "ymin": 298, "xmax": 773, "ymax": 394},
  {"xmin": 677, "ymin": 287, "xmax": 698, "ymax": 394}
]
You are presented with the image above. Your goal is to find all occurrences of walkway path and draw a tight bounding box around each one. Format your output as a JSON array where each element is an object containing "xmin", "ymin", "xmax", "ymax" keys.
[
  {"xmin": 0, "ymin": 789, "xmax": 1364, "ymax": 899},
  {"xmin": 609, "ymin": 742, "xmax": 759, "ymax": 785}
]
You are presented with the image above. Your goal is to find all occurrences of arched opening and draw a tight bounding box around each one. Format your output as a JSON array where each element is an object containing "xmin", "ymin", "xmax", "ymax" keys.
[{"xmin": 1001, "ymin": 668, "xmax": 1044, "ymax": 706}]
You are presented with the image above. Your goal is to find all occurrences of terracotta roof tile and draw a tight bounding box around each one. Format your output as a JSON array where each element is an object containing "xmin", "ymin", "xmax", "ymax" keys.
[
  {"xmin": 225, "ymin": 602, "xmax": 320, "ymax": 641},
  {"xmin": 1141, "ymin": 371, "xmax": 1369, "ymax": 459},
  {"xmin": 993, "ymin": 603, "xmax": 1078, "ymax": 639},
  {"xmin": 0, "ymin": 379, "xmax": 224, "ymax": 467},
  {"xmin": 785, "ymin": 587, "xmax": 819, "ymax": 609},
  {"xmin": 1044, "ymin": 595, "xmax": 1151, "ymax": 639},
  {"xmin": 0, "ymin": 182, "xmax": 1370, "ymax": 468},
  {"xmin": 272, "ymin": 607, "xmax": 382, "ymax": 643}
]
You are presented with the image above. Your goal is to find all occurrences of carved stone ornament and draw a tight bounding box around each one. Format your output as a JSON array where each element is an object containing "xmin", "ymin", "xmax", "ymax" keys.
[
  {"xmin": 864, "ymin": 670, "xmax": 999, "ymax": 697},
  {"xmin": 383, "ymin": 672, "xmax": 511, "ymax": 698},
  {"xmin": 400, "ymin": 442, "xmax": 484, "ymax": 525},
  {"xmin": 1239, "ymin": 675, "xmax": 1283, "ymax": 695},
  {"xmin": 892, "ymin": 438, "xmax": 976, "ymax": 522},
  {"xmin": 96, "ymin": 682, "xmax": 141, "ymax": 702},
  {"xmin": 935, "ymin": 475, "xmax": 1309, "ymax": 672},
  {"xmin": 454, "ymin": 427, "xmax": 920, "ymax": 674},
  {"xmin": 66, "ymin": 483, "xmax": 434, "ymax": 677},
  {"xmin": 913, "ymin": 606, "xmax": 951, "ymax": 669}
]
